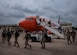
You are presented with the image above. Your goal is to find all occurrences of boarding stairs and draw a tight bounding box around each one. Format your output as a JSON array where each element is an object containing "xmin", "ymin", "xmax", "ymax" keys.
[{"xmin": 38, "ymin": 21, "xmax": 64, "ymax": 38}]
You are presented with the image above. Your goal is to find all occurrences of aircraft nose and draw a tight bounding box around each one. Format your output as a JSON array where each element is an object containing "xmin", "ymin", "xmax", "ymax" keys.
[
  {"xmin": 19, "ymin": 21, "xmax": 23, "ymax": 27},
  {"xmin": 19, "ymin": 22, "xmax": 21, "ymax": 26},
  {"xmin": 19, "ymin": 20, "xmax": 27, "ymax": 28}
]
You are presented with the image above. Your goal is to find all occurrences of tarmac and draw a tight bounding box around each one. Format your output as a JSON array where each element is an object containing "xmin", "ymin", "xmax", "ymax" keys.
[{"xmin": 0, "ymin": 30, "xmax": 77, "ymax": 55}]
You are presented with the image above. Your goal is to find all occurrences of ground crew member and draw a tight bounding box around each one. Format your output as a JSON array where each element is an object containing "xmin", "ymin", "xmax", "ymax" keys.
[
  {"xmin": 71, "ymin": 29, "xmax": 76, "ymax": 43},
  {"xmin": 66, "ymin": 29, "xmax": 72, "ymax": 45},
  {"xmin": 24, "ymin": 31, "xmax": 31, "ymax": 48},
  {"xmin": 14, "ymin": 30, "xmax": 20, "ymax": 47}
]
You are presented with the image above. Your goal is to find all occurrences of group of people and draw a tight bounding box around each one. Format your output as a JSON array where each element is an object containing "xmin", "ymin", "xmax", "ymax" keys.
[
  {"xmin": 2, "ymin": 28, "xmax": 20, "ymax": 47},
  {"xmin": 66, "ymin": 29, "xmax": 76, "ymax": 45},
  {"xmin": 1, "ymin": 27, "xmax": 76, "ymax": 49},
  {"xmin": 24, "ymin": 29, "xmax": 48, "ymax": 49},
  {"xmin": 1, "ymin": 28, "xmax": 48, "ymax": 49}
]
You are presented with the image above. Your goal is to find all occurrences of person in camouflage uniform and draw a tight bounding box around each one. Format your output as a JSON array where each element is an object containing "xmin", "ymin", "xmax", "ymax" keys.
[
  {"xmin": 24, "ymin": 31, "xmax": 31, "ymax": 48},
  {"xmin": 66, "ymin": 29, "xmax": 72, "ymax": 45},
  {"xmin": 41, "ymin": 30, "xmax": 47, "ymax": 49},
  {"xmin": 71, "ymin": 29, "xmax": 76, "ymax": 43},
  {"xmin": 14, "ymin": 30, "xmax": 20, "ymax": 47},
  {"xmin": 7, "ymin": 29, "xmax": 12, "ymax": 46},
  {"xmin": 2, "ymin": 28, "xmax": 7, "ymax": 43}
]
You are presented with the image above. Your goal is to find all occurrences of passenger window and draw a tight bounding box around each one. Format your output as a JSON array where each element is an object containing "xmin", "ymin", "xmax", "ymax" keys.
[
  {"xmin": 25, "ymin": 18, "xmax": 33, "ymax": 20},
  {"xmin": 29, "ymin": 18, "xmax": 33, "ymax": 20}
]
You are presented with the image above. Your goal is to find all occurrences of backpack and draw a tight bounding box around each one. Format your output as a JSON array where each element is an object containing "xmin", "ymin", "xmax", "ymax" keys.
[
  {"xmin": 2, "ymin": 31, "xmax": 6, "ymax": 37},
  {"xmin": 15, "ymin": 31, "xmax": 20, "ymax": 37},
  {"xmin": 7, "ymin": 31, "xmax": 12, "ymax": 37},
  {"xmin": 25, "ymin": 33, "xmax": 31, "ymax": 40},
  {"xmin": 44, "ymin": 33, "xmax": 48, "ymax": 39}
]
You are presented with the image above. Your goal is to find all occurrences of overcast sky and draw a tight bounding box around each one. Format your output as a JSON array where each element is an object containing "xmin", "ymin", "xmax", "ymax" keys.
[{"xmin": 0, "ymin": 0, "xmax": 77, "ymax": 26}]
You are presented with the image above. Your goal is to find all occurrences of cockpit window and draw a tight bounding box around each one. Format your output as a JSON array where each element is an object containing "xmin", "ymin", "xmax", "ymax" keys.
[
  {"xmin": 25, "ymin": 18, "xmax": 33, "ymax": 20},
  {"xmin": 25, "ymin": 18, "xmax": 28, "ymax": 20}
]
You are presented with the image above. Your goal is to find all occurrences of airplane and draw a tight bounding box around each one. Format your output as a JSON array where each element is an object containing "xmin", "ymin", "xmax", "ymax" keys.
[
  {"xmin": 19, "ymin": 16, "xmax": 44, "ymax": 32},
  {"xmin": 19, "ymin": 16, "xmax": 64, "ymax": 40},
  {"xmin": 19, "ymin": 16, "xmax": 59, "ymax": 31}
]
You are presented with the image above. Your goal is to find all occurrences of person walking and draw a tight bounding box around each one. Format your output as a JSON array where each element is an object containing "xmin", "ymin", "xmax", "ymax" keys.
[
  {"xmin": 66, "ymin": 29, "xmax": 72, "ymax": 45},
  {"xmin": 2, "ymin": 28, "xmax": 7, "ymax": 43},
  {"xmin": 71, "ymin": 29, "xmax": 76, "ymax": 43},
  {"xmin": 24, "ymin": 31, "xmax": 31, "ymax": 48},
  {"xmin": 14, "ymin": 30, "xmax": 20, "ymax": 47},
  {"xmin": 7, "ymin": 29, "xmax": 12, "ymax": 46},
  {"xmin": 41, "ymin": 30, "xmax": 46, "ymax": 49}
]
